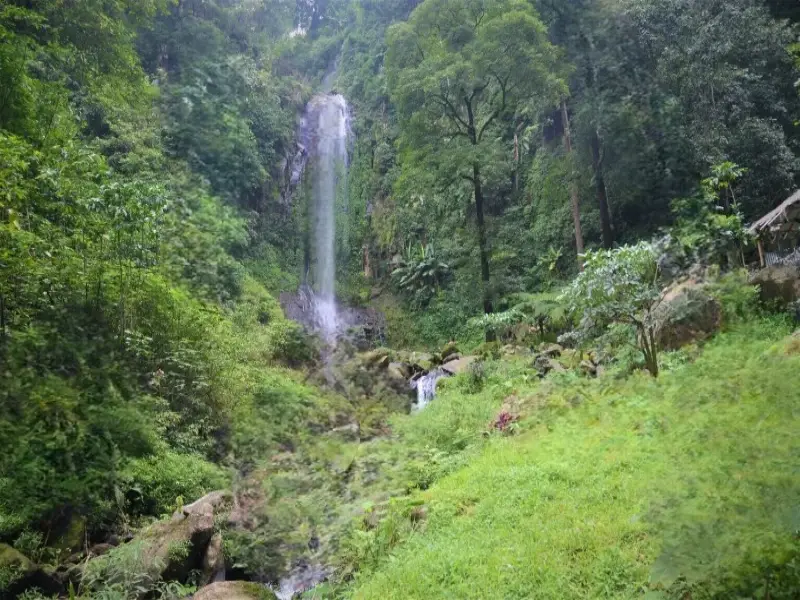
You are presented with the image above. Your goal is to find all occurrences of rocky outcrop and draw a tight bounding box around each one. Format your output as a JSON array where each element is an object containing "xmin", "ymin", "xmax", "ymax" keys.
[
  {"xmin": 655, "ymin": 280, "xmax": 721, "ymax": 350},
  {"xmin": 441, "ymin": 355, "xmax": 477, "ymax": 375},
  {"xmin": 201, "ymin": 534, "xmax": 224, "ymax": 586},
  {"xmin": 532, "ymin": 355, "xmax": 566, "ymax": 376},
  {"xmin": 73, "ymin": 491, "xmax": 232, "ymax": 597},
  {"xmin": 191, "ymin": 581, "xmax": 277, "ymax": 600},
  {"xmin": 139, "ymin": 500, "xmax": 216, "ymax": 582},
  {"xmin": 750, "ymin": 265, "xmax": 800, "ymax": 307}
]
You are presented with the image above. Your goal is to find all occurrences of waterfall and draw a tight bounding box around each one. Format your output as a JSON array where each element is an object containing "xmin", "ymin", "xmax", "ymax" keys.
[
  {"xmin": 301, "ymin": 93, "xmax": 350, "ymax": 343},
  {"xmin": 414, "ymin": 369, "xmax": 448, "ymax": 410}
]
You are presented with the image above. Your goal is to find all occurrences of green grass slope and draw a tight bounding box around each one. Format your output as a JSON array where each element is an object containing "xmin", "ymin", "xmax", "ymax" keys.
[{"xmin": 346, "ymin": 324, "xmax": 800, "ymax": 599}]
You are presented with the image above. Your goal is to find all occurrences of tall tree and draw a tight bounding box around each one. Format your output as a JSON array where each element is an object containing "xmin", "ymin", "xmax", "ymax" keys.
[
  {"xmin": 561, "ymin": 99, "xmax": 585, "ymax": 258},
  {"xmin": 386, "ymin": 0, "xmax": 566, "ymax": 320}
]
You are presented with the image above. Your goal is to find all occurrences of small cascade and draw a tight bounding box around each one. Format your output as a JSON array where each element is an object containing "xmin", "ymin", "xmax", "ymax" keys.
[
  {"xmin": 414, "ymin": 369, "xmax": 448, "ymax": 410},
  {"xmin": 276, "ymin": 564, "xmax": 328, "ymax": 600}
]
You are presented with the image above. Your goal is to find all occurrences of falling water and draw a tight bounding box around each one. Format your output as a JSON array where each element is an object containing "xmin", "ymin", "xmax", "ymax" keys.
[
  {"xmin": 414, "ymin": 369, "xmax": 448, "ymax": 410},
  {"xmin": 301, "ymin": 93, "xmax": 350, "ymax": 343}
]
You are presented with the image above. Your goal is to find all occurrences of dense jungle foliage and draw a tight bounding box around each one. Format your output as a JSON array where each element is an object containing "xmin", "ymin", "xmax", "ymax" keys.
[{"xmin": 1, "ymin": 0, "xmax": 799, "ymax": 599}]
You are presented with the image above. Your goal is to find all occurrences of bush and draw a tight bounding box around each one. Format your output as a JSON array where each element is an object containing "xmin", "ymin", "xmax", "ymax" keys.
[
  {"xmin": 120, "ymin": 452, "xmax": 229, "ymax": 519},
  {"xmin": 707, "ymin": 269, "xmax": 761, "ymax": 324}
]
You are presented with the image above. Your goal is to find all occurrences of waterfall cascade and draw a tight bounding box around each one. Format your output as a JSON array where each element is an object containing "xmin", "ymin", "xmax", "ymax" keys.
[
  {"xmin": 414, "ymin": 369, "xmax": 448, "ymax": 410},
  {"xmin": 300, "ymin": 93, "xmax": 350, "ymax": 343}
]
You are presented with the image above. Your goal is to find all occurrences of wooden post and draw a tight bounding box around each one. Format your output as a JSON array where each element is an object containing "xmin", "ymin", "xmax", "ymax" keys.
[{"xmin": 757, "ymin": 237, "xmax": 766, "ymax": 268}]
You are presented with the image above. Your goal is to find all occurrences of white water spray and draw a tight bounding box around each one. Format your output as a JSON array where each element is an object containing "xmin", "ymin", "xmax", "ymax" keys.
[
  {"xmin": 302, "ymin": 93, "xmax": 350, "ymax": 343},
  {"xmin": 414, "ymin": 369, "xmax": 448, "ymax": 410}
]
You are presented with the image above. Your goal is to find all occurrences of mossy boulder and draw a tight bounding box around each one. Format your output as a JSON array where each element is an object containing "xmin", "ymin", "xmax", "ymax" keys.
[
  {"xmin": 654, "ymin": 280, "xmax": 721, "ymax": 350},
  {"xmin": 441, "ymin": 355, "xmax": 477, "ymax": 375},
  {"xmin": 81, "ymin": 491, "xmax": 230, "ymax": 594},
  {"xmin": 440, "ymin": 342, "xmax": 460, "ymax": 361},
  {"xmin": 191, "ymin": 581, "xmax": 277, "ymax": 600},
  {"xmin": 53, "ymin": 513, "xmax": 86, "ymax": 558},
  {"xmin": 750, "ymin": 265, "xmax": 800, "ymax": 307},
  {"xmin": 139, "ymin": 500, "xmax": 215, "ymax": 582},
  {"xmin": 0, "ymin": 543, "xmax": 60, "ymax": 598}
]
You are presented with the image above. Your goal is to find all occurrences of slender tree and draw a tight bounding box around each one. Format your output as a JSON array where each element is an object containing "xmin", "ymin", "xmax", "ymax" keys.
[{"xmin": 561, "ymin": 99, "xmax": 585, "ymax": 260}]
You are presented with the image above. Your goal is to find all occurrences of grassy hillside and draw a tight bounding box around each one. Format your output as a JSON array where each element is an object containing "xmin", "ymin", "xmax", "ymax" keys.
[{"xmin": 339, "ymin": 323, "xmax": 799, "ymax": 599}]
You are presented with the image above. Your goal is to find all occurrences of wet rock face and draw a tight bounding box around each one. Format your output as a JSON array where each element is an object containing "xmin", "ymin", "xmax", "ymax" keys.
[{"xmin": 279, "ymin": 287, "xmax": 386, "ymax": 349}]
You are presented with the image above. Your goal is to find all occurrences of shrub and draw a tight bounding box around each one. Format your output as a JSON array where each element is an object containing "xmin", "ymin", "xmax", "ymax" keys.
[
  {"xmin": 562, "ymin": 242, "xmax": 663, "ymax": 376},
  {"xmin": 707, "ymin": 269, "xmax": 761, "ymax": 324},
  {"xmin": 119, "ymin": 452, "xmax": 228, "ymax": 519}
]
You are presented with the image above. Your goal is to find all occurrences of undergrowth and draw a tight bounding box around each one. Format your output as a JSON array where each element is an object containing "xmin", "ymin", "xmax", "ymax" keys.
[{"xmin": 333, "ymin": 321, "xmax": 799, "ymax": 599}]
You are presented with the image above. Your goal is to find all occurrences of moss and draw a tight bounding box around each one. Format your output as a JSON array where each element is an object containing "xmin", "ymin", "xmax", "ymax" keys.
[
  {"xmin": 240, "ymin": 582, "xmax": 279, "ymax": 600},
  {"xmin": 0, "ymin": 543, "xmax": 34, "ymax": 591}
]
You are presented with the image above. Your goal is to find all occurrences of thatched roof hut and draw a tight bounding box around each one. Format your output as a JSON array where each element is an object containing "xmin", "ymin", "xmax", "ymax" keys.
[
  {"xmin": 748, "ymin": 190, "xmax": 800, "ymax": 267},
  {"xmin": 747, "ymin": 190, "xmax": 800, "ymax": 236}
]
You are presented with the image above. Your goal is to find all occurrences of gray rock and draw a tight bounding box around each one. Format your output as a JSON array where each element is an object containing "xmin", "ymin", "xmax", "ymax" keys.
[
  {"xmin": 442, "ymin": 355, "xmax": 477, "ymax": 375},
  {"xmin": 201, "ymin": 533, "xmax": 224, "ymax": 586},
  {"xmin": 751, "ymin": 265, "xmax": 800, "ymax": 307},
  {"xmin": 388, "ymin": 361, "xmax": 412, "ymax": 380},
  {"xmin": 533, "ymin": 355, "xmax": 566, "ymax": 376},
  {"xmin": 538, "ymin": 343, "xmax": 564, "ymax": 358},
  {"xmin": 579, "ymin": 360, "xmax": 598, "ymax": 377},
  {"xmin": 654, "ymin": 280, "xmax": 721, "ymax": 350},
  {"xmin": 440, "ymin": 342, "xmax": 460, "ymax": 361},
  {"xmin": 176, "ymin": 490, "xmax": 233, "ymax": 519}
]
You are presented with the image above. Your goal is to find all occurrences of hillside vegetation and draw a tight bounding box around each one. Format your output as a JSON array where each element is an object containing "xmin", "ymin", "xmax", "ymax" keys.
[{"xmin": 1, "ymin": 0, "xmax": 799, "ymax": 599}]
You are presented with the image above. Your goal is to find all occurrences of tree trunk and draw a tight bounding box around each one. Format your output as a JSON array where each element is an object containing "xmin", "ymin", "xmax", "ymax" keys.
[
  {"xmin": 0, "ymin": 292, "xmax": 5, "ymax": 348},
  {"xmin": 473, "ymin": 164, "xmax": 493, "ymax": 323},
  {"xmin": 590, "ymin": 128, "xmax": 614, "ymax": 249},
  {"xmin": 561, "ymin": 100, "xmax": 584, "ymax": 261},
  {"xmin": 639, "ymin": 325, "xmax": 659, "ymax": 377}
]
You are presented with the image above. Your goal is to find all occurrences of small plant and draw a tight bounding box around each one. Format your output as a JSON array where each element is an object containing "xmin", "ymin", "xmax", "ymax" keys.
[
  {"xmin": 391, "ymin": 243, "xmax": 451, "ymax": 306},
  {"xmin": 13, "ymin": 531, "xmax": 45, "ymax": 563},
  {"xmin": 562, "ymin": 242, "xmax": 663, "ymax": 377},
  {"xmin": 166, "ymin": 540, "xmax": 191, "ymax": 563},
  {"xmin": 667, "ymin": 162, "xmax": 752, "ymax": 269},
  {"xmin": 79, "ymin": 541, "xmax": 162, "ymax": 599},
  {"xmin": 462, "ymin": 360, "xmax": 486, "ymax": 394},
  {"xmin": 536, "ymin": 246, "xmax": 565, "ymax": 287}
]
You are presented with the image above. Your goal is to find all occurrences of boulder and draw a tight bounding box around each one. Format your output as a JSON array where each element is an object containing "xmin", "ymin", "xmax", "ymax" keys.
[
  {"xmin": 88, "ymin": 491, "xmax": 230, "ymax": 589},
  {"xmin": 654, "ymin": 280, "xmax": 721, "ymax": 350},
  {"xmin": 440, "ymin": 342, "xmax": 460, "ymax": 361},
  {"xmin": 388, "ymin": 361, "xmax": 412, "ymax": 380},
  {"xmin": 201, "ymin": 533, "xmax": 224, "ymax": 586},
  {"xmin": 441, "ymin": 355, "xmax": 477, "ymax": 375},
  {"xmin": 409, "ymin": 352, "xmax": 434, "ymax": 372},
  {"xmin": 361, "ymin": 348, "xmax": 392, "ymax": 369},
  {"xmin": 0, "ymin": 543, "xmax": 60, "ymax": 597},
  {"xmin": 176, "ymin": 490, "xmax": 233, "ymax": 519},
  {"xmin": 750, "ymin": 265, "xmax": 800, "ymax": 307},
  {"xmin": 532, "ymin": 355, "xmax": 566, "ymax": 376},
  {"xmin": 579, "ymin": 360, "xmax": 598, "ymax": 377},
  {"xmin": 538, "ymin": 343, "xmax": 563, "ymax": 358},
  {"xmin": 191, "ymin": 581, "xmax": 277, "ymax": 600}
]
